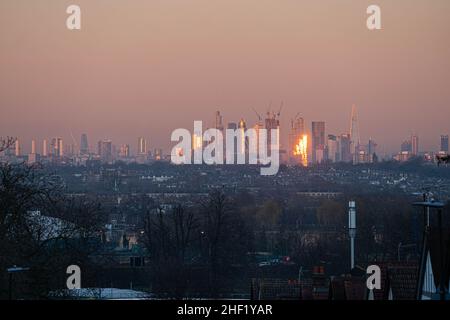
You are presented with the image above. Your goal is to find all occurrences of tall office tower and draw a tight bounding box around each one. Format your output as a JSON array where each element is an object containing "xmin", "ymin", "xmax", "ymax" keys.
[
  {"xmin": 215, "ymin": 111, "xmax": 224, "ymax": 131},
  {"xmin": 58, "ymin": 138, "xmax": 63, "ymax": 157},
  {"xmin": 238, "ymin": 118, "xmax": 247, "ymax": 156},
  {"xmin": 31, "ymin": 139, "xmax": 36, "ymax": 154},
  {"xmin": 289, "ymin": 116, "xmax": 307, "ymax": 165},
  {"xmin": 15, "ymin": 139, "xmax": 20, "ymax": 157},
  {"xmin": 112, "ymin": 144, "xmax": 117, "ymax": 161},
  {"xmin": 50, "ymin": 137, "xmax": 63, "ymax": 157},
  {"xmin": 340, "ymin": 134, "xmax": 352, "ymax": 162},
  {"xmin": 441, "ymin": 135, "xmax": 449, "ymax": 153},
  {"xmin": 80, "ymin": 133, "xmax": 89, "ymax": 155},
  {"xmin": 411, "ymin": 135, "xmax": 419, "ymax": 156},
  {"xmin": 264, "ymin": 112, "xmax": 280, "ymax": 158},
  {"xmin": 50, "ymin": 138, "xmax": 56, "ymax": 156},
  {"xmin": 238, "ymin": 118, "xmax": 247, "ymax": 130},
  {"xmin": 43, "ymin": 139, "xmax": 47, "ymax": 157},
  {"xmin": 137, "ymin": 137, "xmax": 147, "ymax": 155},
  {"xmin": 311, "ymin": 121, "xmax": 325, "ymax": 164},
  {"xmin": 401, "ymin": 139, "xmax": 412, "ymax": 152},
  {"xmin": 252, "ymin": 121, "xmax": 264, "ymax": 163},
  {"xmin": 98, "ymin": 140, "xmax": 113, "ymax": 163},
  {"xmin": 28, "ymin": 139, "xmax": 38, "ymax": 164},
  {"xmin": 350, "ymin": 105, "xmax": 360, "ymax": 163},
  {"xmin": 119, "ymin": 144, "xmax": 130, "ymax": 158},
  {"xmin": 327, "ymin": 134, "xmax": 339, "ymax": 163},
  {"xmin": 154, "ymin": 148, "xmax": 163, "ymax": 161},
  {"xmin": 367, "ymin": 138, "xmax": 377, "ymax": 162}
]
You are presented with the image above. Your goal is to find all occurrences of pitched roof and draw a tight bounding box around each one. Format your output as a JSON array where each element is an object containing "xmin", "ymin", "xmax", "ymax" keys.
[{"xmin": 388, "ymin": 265, "xmax": 418, "ymax": 300}]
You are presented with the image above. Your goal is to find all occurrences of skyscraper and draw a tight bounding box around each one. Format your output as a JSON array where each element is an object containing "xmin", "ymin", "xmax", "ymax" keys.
[
  {"xmin": 154, "ymin": 148, "xmax": 163, "ymax": 161},
  {"xmin": 50, "ymin": 137, "xmax": 63, "ymax": 157},
  {"xmin": 98, "ymin": 139, "xmax": 113, "ymax": 163},
  {"xmin": 31, "ymin": 139, "xmax": 36, "ymax": 154},
  {"xmin": 401, "ymin": 139, "xmax": 412, "ymax": 152},
  {"xmin": 28, "ymin": 139, "xmax": 38, "ymax": 164},
  {"xmin": 289, "ymin": 116, "xmax": 307, "ymax": 165},
  {"xmin": 15, "ymin": 139, "xmax": 20, "ymax": 157},
  {"xmin": 350, "ymin": 105, "xmax": 360, "ymax": 163},
  {"xmin": 238, "ymin": 118, "xmax": 247, "ymax": 157},
  {"xmin": 411, "ymin": 135, "xmax": 419, "ymax": 156},
  {"xmin": 311, "ymin": 121, "xmax": 325, "ymax": 164},
  {"xmin": 215, "ymin": 111, "xmax": 224, "ymax": 132},
  {"xmin": 340, "ymin": 134, "xmax": 352, "ymax": 162},
  {"xmin": 327, "ymin": 134, "xmax": 339, "ymax": 163},
  {"xmin": 80, "ymin": 133, "xmax": 89, "ymax": 155},
  {"xmin": 57, "ymin": 138, "xmax": 63, "ymax": 157},
  {"xmin": 137, "ymin": 137, "xmax": 147, "ymax": 155},
  {"xmin": 119, "ymin": 144, "xmax": 130, "ymax": 158},
  {"xmin": 367, "ymin": 138, "xmax": 378, "ymax": 162},
  {"xmin": 42, "ymin": 139, "xmax": 47, "ymax": 157},
  {"xmin": 441, "ymin": 135, "xmax": 449, "ymax": 153}
]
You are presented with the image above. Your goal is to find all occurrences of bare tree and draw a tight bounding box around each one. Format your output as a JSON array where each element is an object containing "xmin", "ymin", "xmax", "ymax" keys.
[
  {"xmin": 0, "ymin": 162, "xmax": 104, "ymax": 299},
  {"xmin": 0, "ymin": 136, "xmax": 16, "ymax": 153},
  {"xmin": 201, "ymin": 189, "xmax": 232, "ymax": 297},
  {"xmin": 141, "ymin": 204, "xmax": 198, "ymax": 297}
]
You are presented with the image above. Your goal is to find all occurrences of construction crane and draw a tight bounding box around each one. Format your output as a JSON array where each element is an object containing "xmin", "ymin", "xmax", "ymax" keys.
[
  {"xmin": 276, "ymin": 101, "xmax": 283, "ymax": 118},
  {"xmin": 252, "ymin": 107, "xmax": 263, "ymax": 125}
]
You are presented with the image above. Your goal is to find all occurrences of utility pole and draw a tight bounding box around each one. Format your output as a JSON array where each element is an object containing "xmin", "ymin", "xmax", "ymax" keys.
[{"xmin": 348, "ymin": 201, "xmax": 356, "ymax": 270}]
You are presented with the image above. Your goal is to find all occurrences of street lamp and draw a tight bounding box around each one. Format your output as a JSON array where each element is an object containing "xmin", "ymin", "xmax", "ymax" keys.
[{"xmin": 7, "ymin": 266, "xmax": 30, "ymax": 300}]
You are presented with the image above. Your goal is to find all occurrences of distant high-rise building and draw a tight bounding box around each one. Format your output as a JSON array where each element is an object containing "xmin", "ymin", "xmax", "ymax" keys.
[
  {"xmin": 327, "ymin": 134, "xmax": 339, "ymax": 163},
  {"xmin": 154, "ymin": 148, "xmax": 163, "ymax": 161},
  {"xmin": 43, "ymin": 139, "xmax": 47, "ymax": 157},
  {"xmin": 98, "ymin": 140, "xmax": 113, "ymax": 163},
  {"xmin": 28, "ymin": 139, "xmax": 38, "ymax": 164},
  {"xmin": 119, "ymin": 144, "xmax": 130, "ymax": 158},
  {"xmin": 311, "ymin": 121, "xmax": 325, "ymax": 163},
  {"xmin": 350, "ymin": 105, "xmax": 360, "ymax": 164},
  {"xmin": 80, "ymin": 134, "xmax": 89, "ymax": 155},
  {"xmin": 15, "ymin": 139, "xmax": 20, "ymax": 157},
  {"xmin": 367, "ymin": 138, "xmax": 378, "ymax": 162},
  {"xmin": 401, "ymin": 139, "xmax": 412, "ymax": 153},
  {"xmin": 264, "ymin": 111, "xmax": 280, "ymax": 157},
  {"xmin": 289, "ymin": 116, "xmax": 306, "ymax": 165},
  {"xmin": 340, "ymin": 134, "xmax": 352, "ymax": 162},
  {"xmin": 441, "ymin": 135, "xmax": 449, "ymax": 153},
  {"xmin": 411, "ymin": 135, "xmax": 419, "ymax": 156},
  {"xmin": 238, "ymin": 119, "xmax": 247, "ymax": 156},
  {"xmin": 367, "ymin": 139, "xmax": 377, "ymax": 154},
  {"xmin": 215, "ymin": 111, "xmax": 224, "ymax": 131},
  {"xmin": 51, "ymin": 137, "xmax": 63, "ymax": 157},
  {"xmin": 58, "ymin": 138, "xmax": 63, "ymax": 157},
  {"xmin": 137, "ymin": 137, "xmax": 147, "ymax": 155},
  {"xmin": 31, "ymin": 139, "xmax": 36, "ymax": 154}
]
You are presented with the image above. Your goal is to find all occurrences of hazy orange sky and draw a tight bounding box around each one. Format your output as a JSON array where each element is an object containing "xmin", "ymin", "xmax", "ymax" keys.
[{"xmin": 1, "ymin": 0, "xmax": 449, "ymax": 155}]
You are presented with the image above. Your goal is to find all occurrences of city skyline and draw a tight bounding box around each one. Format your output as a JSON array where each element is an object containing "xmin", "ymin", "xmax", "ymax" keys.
[{"xmin": 4, "ymin": 109, "xmax": 449, "ymax": 162}]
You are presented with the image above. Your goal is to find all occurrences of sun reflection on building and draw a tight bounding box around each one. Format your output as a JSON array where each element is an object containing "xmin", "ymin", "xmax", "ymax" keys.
[{"xmin": 293, "ymin": 134, "xmax": 308, "ymax": 167}]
